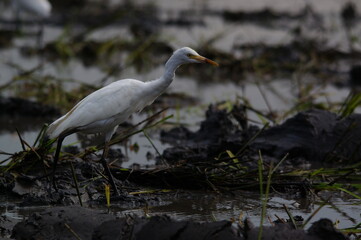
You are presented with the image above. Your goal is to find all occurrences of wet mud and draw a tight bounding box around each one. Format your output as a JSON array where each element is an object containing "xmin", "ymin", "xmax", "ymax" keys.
[
  {"xmin": 253, "ymin": 109, "xmax": 361, "ymax": 164},
  {"xmin": 10, "ymin": 206, "xmax": 347, "ymax": 240},
  {"xmin": 161, "ymin": 104, "xmax": 361, "ymax": 166},
  {"xmin": 0, "ymin": 101, "xmax": 359, "ymax": 238}
]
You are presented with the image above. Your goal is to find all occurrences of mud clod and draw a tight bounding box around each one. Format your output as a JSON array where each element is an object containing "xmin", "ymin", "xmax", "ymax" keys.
[
  {"xmin": 161, "ymin": 104, "xmax": 256, "ymax": 165},
  {"xmin": 252, "ymin": 109, "xmax": 361, "ymax": 164},
  {"xmin": 244, "ymin": 218, "xmax": 347, "ymax": 240},
  {"xmin": 162, "ymin": 105, "xmax": 361, "ymax": 167}
]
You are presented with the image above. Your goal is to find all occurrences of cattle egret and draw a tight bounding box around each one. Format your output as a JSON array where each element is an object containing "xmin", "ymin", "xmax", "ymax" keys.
[{"xmin": 46, "ymin": 47, "xmax": 218, "ymax": 195}]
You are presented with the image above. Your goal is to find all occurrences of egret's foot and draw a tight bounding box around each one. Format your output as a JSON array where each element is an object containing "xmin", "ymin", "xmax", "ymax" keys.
[
  {"xmin": 109, "ymin": 173, "xmax": 121, "ymax": 196},
  {"xmin": 104, "ymin": 173, "xmax": 120, "ymax": 196},
  {"xmin": 99, "ymin": 157, "xmax": 120, "ymax": 196}
]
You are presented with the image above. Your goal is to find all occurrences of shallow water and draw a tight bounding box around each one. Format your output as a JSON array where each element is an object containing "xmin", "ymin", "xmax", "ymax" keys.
[{"xmin": 1, "ymin": 191, "xmax": 359, "ymax": 231}]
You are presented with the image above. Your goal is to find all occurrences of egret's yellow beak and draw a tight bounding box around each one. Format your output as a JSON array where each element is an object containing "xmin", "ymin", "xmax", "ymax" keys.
[{"xmin": 190, "ymin": 55, "xmax": 219, "ymax": 67}]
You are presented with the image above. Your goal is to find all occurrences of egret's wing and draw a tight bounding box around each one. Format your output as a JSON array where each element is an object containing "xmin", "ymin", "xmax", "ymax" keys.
[{"xmin": 47, "ymin": 79, "xmax": 145, "ymax": 138}]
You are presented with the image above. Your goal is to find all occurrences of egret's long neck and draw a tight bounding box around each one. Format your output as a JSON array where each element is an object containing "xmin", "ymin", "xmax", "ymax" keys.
[
  {"xmin": 163, "ymin": 56, "xmax": 181, "ymax": 83},
  {"xmin": 147, "ymin": 55, "xmax": 182, "ymax": 94}
]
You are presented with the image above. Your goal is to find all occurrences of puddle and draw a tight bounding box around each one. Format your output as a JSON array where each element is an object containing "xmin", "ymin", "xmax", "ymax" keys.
[{"xmin": 1, "ymin": 191, "xmax": 359, "ymax": 231}]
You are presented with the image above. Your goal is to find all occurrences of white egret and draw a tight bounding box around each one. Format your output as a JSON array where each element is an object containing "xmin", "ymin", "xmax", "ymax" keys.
[{"xmin": 46, "ymin": 47, "xmax": 218, "ymax": 195}]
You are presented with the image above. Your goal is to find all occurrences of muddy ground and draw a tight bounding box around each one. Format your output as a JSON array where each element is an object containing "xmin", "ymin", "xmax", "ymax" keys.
[
  {"xmin": 7, "ymin": 206, "xmax": 347, "ymax": 240},
  {"xmin": 0, "ymin": 98, "xmax": 359, "ymax": 239}
]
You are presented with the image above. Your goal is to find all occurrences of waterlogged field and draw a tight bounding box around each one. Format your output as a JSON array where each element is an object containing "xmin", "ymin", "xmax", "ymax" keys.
[{"xmin": 0, "ymin": 0, "xmax": 360, "ymax": 239}]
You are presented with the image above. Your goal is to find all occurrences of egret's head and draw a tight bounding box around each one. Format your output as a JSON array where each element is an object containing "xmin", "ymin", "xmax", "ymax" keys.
[{"xmin": 172, "ymin": 47, "xmax": 219, "ymax": 66}]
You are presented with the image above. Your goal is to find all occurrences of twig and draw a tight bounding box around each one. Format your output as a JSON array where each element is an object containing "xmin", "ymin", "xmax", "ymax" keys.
[
  {"xmin": 320, "ymin": 195, "xmax": 357, "ymax": 224},
  {"xmin": 271, "ymin": 153, "xmax": 288, "ymax": 175},
  {"xmin": 327, "ymin": 170, "xmax": 355, "ymax": 186},
  {"xmin": 237, "ymin": 96, "xmax": 276, "ymax": 123},
  {"xmin": 20, "ymin": 138, "xmax": 42, "ymax": 160},
  {"xmin": 143, "ymin": 130, "xmax": 168, "ymax": 167},
  {"xmin": 64, "ymin": 223, "xmax": 82, "ymax": 240},
  {"xmin": 255, "ymin": 80, "xmax": 273, "ymax": 116},
  {"xmin": 78, "ymin": 110, "xmax": 171, "ymax": 159},
  {"xmin": 274, "ymin": 214, "xmax": 286, "ymax": 224},
  {"xmin": 15, "ymin": 128, "xmax": 26, "ymax": 151},
  {"xmin": 283, "ymin": 204, "xmax": 297, "ymax": 229},
  {"xmin": 0, "ymin": 156, "xmax": 12, "ymax": 167},
  {"xmin": 109, "ymin": 114, "xmax": 173, "ymax": 147},
  {"xmin": 0, "ymin": 150, "xmax": 13, "ymax": 156},
  {"xmin": 107, "ymin": 109, "xmax": 170, "ymax": 148},
  {"xmin": 236, "ymin": 122, "xmax": 269, "ymax": 156},
  {"xmin": 301, "ymin": 196, "xmax": 331, "ymax": 229},
  {"xmin": 33, "ymin": 124, "xmax": 48, "ymax": 147},
  {"xmin": 70, "ymin": 162, "xmax": 83, "ymax": 207}
]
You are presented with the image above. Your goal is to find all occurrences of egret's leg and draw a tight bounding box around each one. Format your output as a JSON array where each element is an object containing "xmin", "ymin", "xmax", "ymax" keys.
[
  {"xmin": 100, "ymin": 142, "xmax": 120, "ymax": 196},
  {"xmin": 51, "ymin": 135, "xmax": 65, "ymax": 190}
]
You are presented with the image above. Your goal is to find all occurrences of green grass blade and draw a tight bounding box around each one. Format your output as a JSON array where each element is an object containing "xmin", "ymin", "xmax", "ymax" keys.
[{"xmin": 335, "ymin": 187, "xmax": 361, "ymax": 200}]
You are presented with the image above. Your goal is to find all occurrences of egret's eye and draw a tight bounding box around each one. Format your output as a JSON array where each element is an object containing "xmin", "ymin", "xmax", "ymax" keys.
[{"xmin": 187, "ymin": 53, "xmax": 192, "ymax": 57}]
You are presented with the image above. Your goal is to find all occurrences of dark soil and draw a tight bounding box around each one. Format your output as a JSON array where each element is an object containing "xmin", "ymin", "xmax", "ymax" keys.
[
  {"xmin": 252, "ymin": 109, "xmax": 361, "ymax": 164},
  {"xmin": 0, "ymin": 96, "xmax": 60, "ymax": 117},
  {"xmin": 1, "ymin": 103, "xmax": 358, "ymax": 238},
  {"xmin": 161, "ymin": 104, "xmax": 257, "ymax": 165},
  {"xmin": 10, "ymin": 206, "xmax": 347, "ymax": 240},
  {"xmin": 161, "ymin": 104, "xmax": 361, "ymax": 167}
]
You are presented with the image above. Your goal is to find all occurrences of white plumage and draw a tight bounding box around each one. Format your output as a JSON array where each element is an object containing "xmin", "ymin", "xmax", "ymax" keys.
[
  {"xmin": 46, "ymin": 47, "xmax": 218, "ymax": 195},
  {"xmin": 47, "ymin": 79, "xmax": 148, "ymax": 140}
]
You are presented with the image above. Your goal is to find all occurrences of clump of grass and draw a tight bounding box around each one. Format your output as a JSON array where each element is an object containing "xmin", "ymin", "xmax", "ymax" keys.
[
  {"xmin": 339, "ymin": 92, "xmax": 361, "ymax": 117},
  {"xmin": 257, "ymin": 151, "xmax": 288, "ymax": 239},
  {"xmin": 109, "ymin": 145, "xmax": 361, "ymax": 201},
  {"xmin": 0, "ymin": 124, "xmax": 53, "ymax": 174}
]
